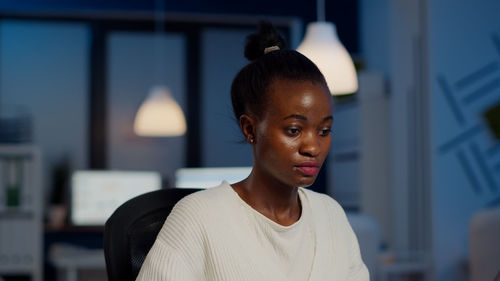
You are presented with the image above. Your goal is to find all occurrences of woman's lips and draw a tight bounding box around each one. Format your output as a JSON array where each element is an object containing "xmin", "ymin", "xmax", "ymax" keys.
[{"xmin": 295, "ymin": 162, "xmax": 320, "ymax": 176}]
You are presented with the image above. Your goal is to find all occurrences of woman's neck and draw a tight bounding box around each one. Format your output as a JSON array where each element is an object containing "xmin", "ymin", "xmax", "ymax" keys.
[{"xmin": 232, "ymin": 168, "xmax": 301, "ymax": 226}]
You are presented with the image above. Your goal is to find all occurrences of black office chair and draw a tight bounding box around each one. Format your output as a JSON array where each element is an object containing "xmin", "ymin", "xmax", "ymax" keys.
[{"xmin": 104, "ymin": 188, "xmax": 201, "ymax": 281}]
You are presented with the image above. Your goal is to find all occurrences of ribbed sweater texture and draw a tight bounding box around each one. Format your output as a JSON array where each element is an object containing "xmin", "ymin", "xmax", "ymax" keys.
[{"xmin": 136, "ymin": 181, "xmax": 369, "ymax": 281}]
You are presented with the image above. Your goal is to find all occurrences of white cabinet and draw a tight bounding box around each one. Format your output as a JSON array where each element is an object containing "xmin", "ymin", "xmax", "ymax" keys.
[{"xmin": 0, "ymin": 145, "xmax": 42, "ymax": 281}]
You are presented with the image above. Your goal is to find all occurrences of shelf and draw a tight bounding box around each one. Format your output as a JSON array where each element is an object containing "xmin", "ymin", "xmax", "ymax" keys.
[
  {"xmin": 0, "ymin": 254, "xmax": 34, "ymax": 271},
  {"xmin": 0, "ymin": 154, "xmax": 33, "ymax": 160},
  {"xmin": 0, "ymin": 145, "xmax": 39, "ymax": 155},
  {"xmin": 0, "ymin": 209, "xmax": 34, "ymax": 219},
  {"xmin": 0, "ymin": 145, "xmax": 42, "ymax": 281}
]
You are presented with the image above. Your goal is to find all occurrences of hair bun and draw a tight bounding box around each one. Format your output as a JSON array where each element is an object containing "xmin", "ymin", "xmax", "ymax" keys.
[{"xmin": 244, "ymin": 21, "xmax": 287, "ymax": 61}]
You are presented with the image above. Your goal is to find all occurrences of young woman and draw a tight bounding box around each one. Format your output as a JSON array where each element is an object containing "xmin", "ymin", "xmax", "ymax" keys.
[{"xmin": 136, "ymin": 22, "xmax": 369, "ymax": 281}]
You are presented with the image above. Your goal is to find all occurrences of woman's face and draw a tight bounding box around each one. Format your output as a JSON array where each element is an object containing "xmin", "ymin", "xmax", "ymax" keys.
[{"xmin": 252, "ymin": 78, "xmax": 333, "ymax": 188}]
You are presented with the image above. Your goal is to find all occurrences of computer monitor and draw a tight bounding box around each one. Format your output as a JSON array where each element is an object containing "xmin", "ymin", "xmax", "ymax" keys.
[
  {"xmin": 70, "ymin": 170, "xmax": 161, "ymax": 226},
  {"xmin": 174, "ymin": 167, "xmax": 252, "ymax": 189}
]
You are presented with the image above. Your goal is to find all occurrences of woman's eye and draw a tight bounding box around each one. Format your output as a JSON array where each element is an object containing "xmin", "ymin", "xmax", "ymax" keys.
[
  {"xmin": 286, "ymin": 127, "xmax": 300, "ymax": 135},
  {"xmin": 319, "ymin": 128, "xmax": 332, "ymax": 136}
]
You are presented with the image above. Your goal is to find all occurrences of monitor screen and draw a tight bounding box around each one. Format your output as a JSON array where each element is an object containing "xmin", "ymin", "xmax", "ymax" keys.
[
  {"xmin": 175, "ymin": 167, "xmax": 252, "ymax": 189},
  {"xmin": 70, "ymin": 170, "xmax": 161, "ymax": 226}
]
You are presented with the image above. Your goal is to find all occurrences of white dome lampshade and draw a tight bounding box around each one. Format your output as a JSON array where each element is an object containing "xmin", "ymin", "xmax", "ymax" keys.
[
  {"xmin": 133, "ymin": 86, "xmax": 187, "ymax": 136},
  {"xmin": 297, "ymin": 22, "xmax": 358, "ymax": 95}
]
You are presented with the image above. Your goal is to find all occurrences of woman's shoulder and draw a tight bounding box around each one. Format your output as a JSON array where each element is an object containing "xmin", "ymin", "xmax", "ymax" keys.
[
  {"xmin": 156, "ymin": 181, "xmax": 233, "ymax": 243},
  {"xmin": 301, "ymin": 188, "xmax": 343, "ymax": 211},
  {"xmin": 300, "ymin": 188, "xmax": 350, "ymax": 222},
  {"xmin": 170, "ymin": 181, "xmax": 234, "ymax": 217},
  {"xmin": 300, "ymin": 188, "xmax": 356, "ymax": 243}
]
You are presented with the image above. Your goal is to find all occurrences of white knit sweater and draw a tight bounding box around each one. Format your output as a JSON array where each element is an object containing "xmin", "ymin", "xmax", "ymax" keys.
[{"xmin": 136, "ymin": 181, "xmax": 369, "ymax": 281}]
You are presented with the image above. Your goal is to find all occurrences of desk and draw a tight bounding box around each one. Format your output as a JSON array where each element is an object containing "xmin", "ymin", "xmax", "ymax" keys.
[
  {"xmin": 49, "ymin": 244, "xmax": 105, "ymax": 281},
  {"xmin": 44, "ymin": 226, "xmax": 105, "ymax": 281}
]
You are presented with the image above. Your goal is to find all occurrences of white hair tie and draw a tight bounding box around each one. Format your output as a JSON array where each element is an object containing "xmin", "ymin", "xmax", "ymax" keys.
[{"xmin": 264, "ymin": 46, "xmax": 280, "ymax": 54}]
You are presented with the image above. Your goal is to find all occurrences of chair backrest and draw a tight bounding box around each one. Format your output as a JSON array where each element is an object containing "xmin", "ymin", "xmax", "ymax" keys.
[
  {"xmin": 469, "ymin": 206, "xmax": 500, "ymax": 281},
  {"xmin": 104, "ymin": 188, "xmax": 201, "ymax": 281}
]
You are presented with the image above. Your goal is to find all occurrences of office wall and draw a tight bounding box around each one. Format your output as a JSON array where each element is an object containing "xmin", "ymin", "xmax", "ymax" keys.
[
  {"xmin": 359, "ymin": 0, "xmax": 410, "ymax": 252},
  {"xmin": 360, "ymin": 1, "xmax": 500, "ymax": 279},
  {"xmin": 429, "ymin": 0, "xmax": 500, "ymax": 280},
  {"xmin": 0, "ymin": 20, "xmax": 89, "ymax": 203},
  {"xmin": 359, "ymin": 0, "xmax": 390, "ymax": 78},
  {"xmin": 328, "ymin": 100, "xmax": 361, "ymax": 207}
]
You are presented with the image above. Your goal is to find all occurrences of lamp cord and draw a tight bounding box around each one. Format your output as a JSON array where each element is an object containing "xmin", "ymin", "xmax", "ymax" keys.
[
  {"xmin": 153, "ymin": 0, "xmax": 166, "ymax": 86},
  {"xmin": 0, "ymin": 24, "xmax": 2, "ymax": 108},
  {"xmin": 317, "ymin": 0, "xmax": 325, "ymax": 22}
]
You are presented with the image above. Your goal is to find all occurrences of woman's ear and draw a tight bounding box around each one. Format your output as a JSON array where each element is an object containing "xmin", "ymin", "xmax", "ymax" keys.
[{"xmin": 239, "ymin": 114, "xmax": 257, "ymax": 144}]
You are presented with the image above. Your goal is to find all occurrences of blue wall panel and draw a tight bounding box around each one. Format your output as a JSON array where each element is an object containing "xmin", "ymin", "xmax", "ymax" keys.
[{"xmin": 430, "ymin": 1, "xmax": 500, "ymax": 279}]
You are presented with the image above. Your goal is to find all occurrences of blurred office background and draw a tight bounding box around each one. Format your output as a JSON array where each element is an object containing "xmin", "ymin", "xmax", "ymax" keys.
[{"xmin": 0, "ymin": 0, "xmax": 499, "ymax": 280}]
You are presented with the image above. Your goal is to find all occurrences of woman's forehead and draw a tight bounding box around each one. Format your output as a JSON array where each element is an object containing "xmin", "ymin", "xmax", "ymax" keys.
[{"xmin": 265, "ymin": 79, "xmax": 333, "ymax": 116}]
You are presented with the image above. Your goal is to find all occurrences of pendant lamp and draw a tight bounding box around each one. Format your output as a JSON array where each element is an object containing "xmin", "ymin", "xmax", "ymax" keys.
[
  {"xmin": 296, "ymin": 0, "xmax": 358, "ymax": 95},
  {"xmin": 133, "ymin": 0, "xmax": 187, "ymax": 136},
  {"xmin": 134, "ymin": 86, "xmax": 186, "ymax": 136}
]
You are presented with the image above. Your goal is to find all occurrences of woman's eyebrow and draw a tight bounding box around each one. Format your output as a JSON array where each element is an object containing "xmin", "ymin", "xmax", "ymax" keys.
[
  {"xmin": 284, "ymin": 114, "xmax": 307, "ymax": 120},
  {"xmin": 283, "ymin": 115, "xmax": 334, "ymax": 122}
]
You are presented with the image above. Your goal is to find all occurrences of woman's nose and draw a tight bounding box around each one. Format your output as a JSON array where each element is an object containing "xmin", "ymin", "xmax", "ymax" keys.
[{"xmin": 299, "ymin": 132, "xmax": 321, "ymax": 157}]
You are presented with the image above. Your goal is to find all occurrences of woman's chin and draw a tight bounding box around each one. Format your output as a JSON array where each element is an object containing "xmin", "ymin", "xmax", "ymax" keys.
[{"xmin": 296, "ymin": 176, "xmax": 317, "ymax": 188}]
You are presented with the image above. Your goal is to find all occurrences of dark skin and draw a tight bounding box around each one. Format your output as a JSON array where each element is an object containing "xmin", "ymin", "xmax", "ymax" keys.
[{"xmin": 232, "ymin": 78, "xmax": 333, "ymax": 226}]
